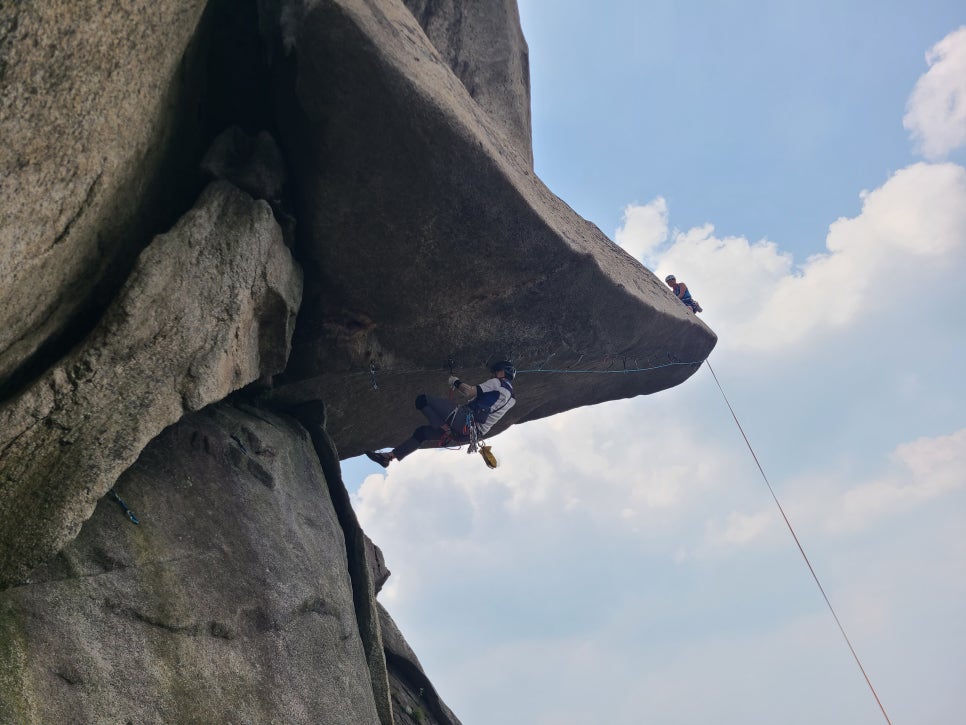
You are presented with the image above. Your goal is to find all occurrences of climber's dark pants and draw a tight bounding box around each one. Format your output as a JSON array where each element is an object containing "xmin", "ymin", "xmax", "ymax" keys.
[{"xmin": 392, "ymin": 395, "xmax": 471, "ymax": 460}]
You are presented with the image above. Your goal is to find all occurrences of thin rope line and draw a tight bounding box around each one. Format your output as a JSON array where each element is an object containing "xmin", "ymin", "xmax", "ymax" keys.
[
  {"xmin": 706, "ymin": 360, "xmax": 892, "ymax": 725},
  {"xmin": 342, "ymin": 359, "xmax": 705, "ymax": 380},
  {"xmin": 516, "ymin": 361, "xmax": 702, "ymax": 375}
]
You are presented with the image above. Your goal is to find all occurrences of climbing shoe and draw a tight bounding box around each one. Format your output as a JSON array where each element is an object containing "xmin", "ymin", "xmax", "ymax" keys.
[{"xmin": 365, "ymin": 451, "xmax": 392, "ymax": 468}]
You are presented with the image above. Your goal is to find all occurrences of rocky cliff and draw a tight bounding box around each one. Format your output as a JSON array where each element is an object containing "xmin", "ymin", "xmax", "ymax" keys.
[{"xmin": 0, "ymin": 0, "xmax": 716, "ymax": 722}]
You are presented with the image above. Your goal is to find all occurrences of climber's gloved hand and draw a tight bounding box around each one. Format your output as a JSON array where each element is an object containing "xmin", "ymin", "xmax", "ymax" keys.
[{"xmin": 448, "ymin": 375, "xmax": 461, "ymax": 389}]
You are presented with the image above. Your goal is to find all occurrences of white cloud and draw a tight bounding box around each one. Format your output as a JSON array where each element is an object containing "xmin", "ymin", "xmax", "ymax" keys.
[
  {"xmin": 614, "ymin": 197, "xmax": 669, "ymax": 261},
  {"xmin": 828, "ymin": 428, "xmax": 966, "ymax": 533},
  {"xmin": 649, "ymin": 162, "xmax": 966, "ymax": 351},
  {"xmin": 904, "ymin": 26, "xmax": 966, "ymax": 159},
  {"xmin": 706, "ymin": 509, "xmax": 776, "ymax": 548},
  {"xmin": 654, "ymin": 223, "xmax": 793, "ymax": 331},
  {"xmin": 356, "ymin": 395, "xmax": 736, "ymax": 553},
  {"xmin": 697, "ymin": 428, "xmax": 966, "ymax": 558}
]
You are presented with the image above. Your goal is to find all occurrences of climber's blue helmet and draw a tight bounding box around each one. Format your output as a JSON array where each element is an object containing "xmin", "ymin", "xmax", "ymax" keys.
[
  {"xmin": 490, "ymin": 360, "xmax": 516, "ymax": 380},
  {"xmin": 665, "ymin": 274, "xmax": 676, "ymax": 283}
]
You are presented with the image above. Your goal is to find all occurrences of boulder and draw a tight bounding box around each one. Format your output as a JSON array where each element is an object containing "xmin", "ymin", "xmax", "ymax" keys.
[
  {"xmin": 366, "ymin": 534, "xmax": 392, "ymax": 595},
  {"xmin": 0, "ymin": 181, "xmax": 303, "ymax": 587},
  {"xmin": 264, "ymin": 0, "xmax": 717, "ymax": 457},
  {"xmin": 0, "ymin": 403, "xmax": 383, "ymax": 724},
  {"xmin": 0, "ymin": 0, "xmax": 210, "ymax": 390},
  {"xmin": 201, "ymin": 125, "xmax": 288, "ymax": 203}
]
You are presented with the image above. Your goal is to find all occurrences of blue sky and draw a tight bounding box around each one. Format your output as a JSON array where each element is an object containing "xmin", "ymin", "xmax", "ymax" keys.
[{"xmin": 343, "ymin": 4, "xmax": 966, "ymax": 723}]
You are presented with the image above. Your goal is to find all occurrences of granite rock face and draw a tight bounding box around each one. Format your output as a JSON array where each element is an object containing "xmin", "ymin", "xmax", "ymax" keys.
[
  {"xmin": 0, "ymin": 181, "xmax": 302, "ymax": 586},
  {"xmin": 0, "ymin": 403, "xmax": 460, "ymax": 725},
  {"xmin": 402, "ymin": 0, "xmax": 533, "ymax": 166},
  {"xmin": 0, "ymin": 404, "xmax": 386, "ymax": 725},
  {"xmin": 0, "ymin": 0, "xmax": 717, "ymax": 722},
  {"xmin": 0, "ymin": 0, "xmax": 210, "ymax": 388},
  {"xmin": 267, "ymin": 0, "xmax": 717, "ymax": 457}
]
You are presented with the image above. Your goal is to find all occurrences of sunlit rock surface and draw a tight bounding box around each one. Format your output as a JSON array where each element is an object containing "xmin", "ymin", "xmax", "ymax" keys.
[{"xmin": 0, "ymin": 182, "xmax": 302, "ymax": 585}]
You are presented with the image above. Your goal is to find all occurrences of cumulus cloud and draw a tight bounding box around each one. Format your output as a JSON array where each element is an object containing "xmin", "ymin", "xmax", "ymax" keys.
[
  {"xmin": 706, "ymin": 510, "xmax": 776, "ymax": 549},
  {"xmin": 904, "ymin": 26, "xmax": 966, "ymax": 159},
  {"xmin": 829, "ymin": 428, "xmax": 966, "ymax": 532},
  {"xmin": 613, "ymin": 197, "xmax": 669, "ymax": 261},
  {"xmin": 637, "ymin": 162, "xmax": 966, "ymax": 351},
  {"xmin": 699, "ymin": 428, "xmax": 966, "ymax": 554},
  {"xmin": 356, "ymin": 395, "xmax": 736, "ymax": 555}
]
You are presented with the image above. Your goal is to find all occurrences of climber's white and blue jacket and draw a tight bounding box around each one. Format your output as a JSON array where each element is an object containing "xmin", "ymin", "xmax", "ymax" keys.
[{"xmin": 468, "ymin": 377, "xmax": 515, "ymax": 435}]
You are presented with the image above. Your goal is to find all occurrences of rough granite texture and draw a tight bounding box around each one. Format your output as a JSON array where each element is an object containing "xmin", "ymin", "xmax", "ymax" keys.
[
  {"xmin": 402, "ymin": 0, "xmax": 533, "ymax": 166},
  {"xmin": 0, "ymin": 0, "xmax": 718, "ymax": 721},
  {"xmin": 0, "ymin": 181, "xmax": 303, "ymax": 587},
  {"xmin": 0, "ymin": 403, "xmax": 384, "ymax": 725},
  {"xmin": 0, "ymin": 0, "xmax": 210, "ymax": 387},
  {"xmin": 266, "ymin": 0, "xmax": 717, "ymax": 456}
]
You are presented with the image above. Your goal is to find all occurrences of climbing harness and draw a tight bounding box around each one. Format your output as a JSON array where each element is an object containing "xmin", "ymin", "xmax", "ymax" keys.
[
  {"xmin": 443, "ymin": 410, "xmax": 499, "ymax": 469},
  {"xmin": 109, "ymin": 489, "xmax": 139, "ymax": 525},
  {"xmin": 706, "ymin": 360, "xmax": 893, "ymax": 725},
  {"xmin": 465, "ymin": 411, "xmax": 480, "ymax": 453}
]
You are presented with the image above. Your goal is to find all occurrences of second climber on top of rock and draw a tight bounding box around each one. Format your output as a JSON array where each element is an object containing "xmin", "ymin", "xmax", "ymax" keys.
[{"xmin": 665, "ymin": 274, "xmax": 703, "ymax": 313}]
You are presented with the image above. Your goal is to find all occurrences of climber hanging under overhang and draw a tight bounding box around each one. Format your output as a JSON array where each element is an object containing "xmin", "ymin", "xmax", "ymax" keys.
[{"xmin": 365, "ymin": 360, "xmax": 516, "ymax": 469}]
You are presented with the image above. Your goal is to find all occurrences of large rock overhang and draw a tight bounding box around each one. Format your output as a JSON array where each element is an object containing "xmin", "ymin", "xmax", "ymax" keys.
[{"xmin": 268, "ymin": 0, "xmax": 717, "ymax": 457}]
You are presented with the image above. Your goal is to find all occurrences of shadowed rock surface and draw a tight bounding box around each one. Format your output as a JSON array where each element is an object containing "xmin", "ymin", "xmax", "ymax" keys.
[
  {"xmin": 267, "ymin": 0, "xmax": 716, "ymax": 457},
  {"xmin": 0, "ymin": 0, "xmax": 717, "ymax": 721}
]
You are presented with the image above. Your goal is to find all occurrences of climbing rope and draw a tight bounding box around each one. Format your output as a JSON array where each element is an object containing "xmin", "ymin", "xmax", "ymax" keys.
[
  {"xmin": 338, "ymin": 353, "xmax": 706, "ymax": 387},
  {"xmin": 706, "ymin": 360, "xmax": 892, "ymax": 725},
  {"xmin": 516, "ymin": 360, "xmax": 702, "ymax": 375}
]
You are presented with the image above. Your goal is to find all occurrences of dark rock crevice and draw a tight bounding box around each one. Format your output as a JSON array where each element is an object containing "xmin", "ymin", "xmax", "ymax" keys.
[
  {"xmin": 380, "ymin": 604, "xmax": 461, "ymax": 725},
  {"xmin": 0, "ymin": 0, "xmax": 280, "ymax": 404},
  {"xmin": 288, "ymin": 400, "xmax": 395, "ymax": 725}
]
